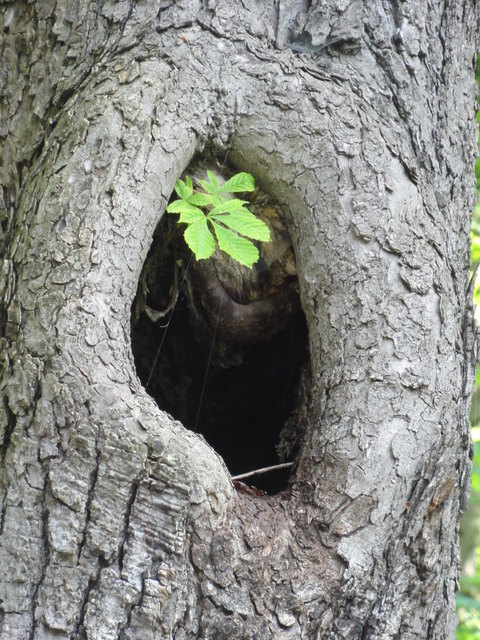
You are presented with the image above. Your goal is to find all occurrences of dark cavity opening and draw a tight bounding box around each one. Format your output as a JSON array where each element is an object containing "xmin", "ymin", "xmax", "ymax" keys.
[{"xmin": 131, "ymin": 162, "xmax": 309, "ymax": 495}]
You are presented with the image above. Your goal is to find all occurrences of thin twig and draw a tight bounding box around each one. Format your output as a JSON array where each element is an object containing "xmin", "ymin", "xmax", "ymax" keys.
[{"xmin": 231, "ymin": 462, "xmax": 294, "ymax": 481}]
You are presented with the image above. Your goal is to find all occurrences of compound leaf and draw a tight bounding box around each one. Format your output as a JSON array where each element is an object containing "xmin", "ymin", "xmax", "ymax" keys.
[{"xmin": 170, "ymin": 171, "xmax": 267, "ymax": 268}]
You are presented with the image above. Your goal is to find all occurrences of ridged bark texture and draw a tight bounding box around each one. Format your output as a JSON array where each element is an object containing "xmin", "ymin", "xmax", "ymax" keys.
[{"xmin": 0, "ymin": 1, "xmax": 479, "ymax": 638}]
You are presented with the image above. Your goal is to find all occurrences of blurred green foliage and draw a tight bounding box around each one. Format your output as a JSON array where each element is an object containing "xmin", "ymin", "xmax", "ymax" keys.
[
  {"xmin": 456, "ymin": 55, "xmax": 480, "ymax": 640},
  {"xmin": 457, "ymin": 438, "xmax": 480, "ymax": 638},
  {"xmin": 457, "ymin": 607, "xmax": 480, "ymax": 640}
]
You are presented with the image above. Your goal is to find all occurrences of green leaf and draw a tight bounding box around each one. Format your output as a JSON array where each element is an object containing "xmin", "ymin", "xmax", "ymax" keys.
[
  {"xmin": 187, "ymin": 193, "xmax": 217, "ymax": 207},
  {"xmin": 460, "ymin": 574, "xmax": 480, "ymax": 588},
  {"xmin": 211, "ymin": 194, "xmax": 228, "ymax": 206},
  {"xmin": 207, "ymin": 170, "xmax": 220, "ymax": 192},
  {"xmin": 220, "ymin": 172, "xmax": 255, "ymax": 193},
  {"xmin": 456, "ymin": 593, "xmax": 480, "ymax": 611},
  {"xmin": 183, "ymin": 218, "xmax": 215, "ymax": 260},
  {"xmin": 166, "ymin": 200, "xmax": 203, "ymax": 216},
  {"xmin": 216, "ymin": 210, "xmax": 271, "ymax": 242},
  {"xmin": 211, "ymin": 221, "xmax": 259, "ymax": 267},
  {"xmin": 475, "ymin": 157, "xmax": 480, "ymax": 184},
  {"xmin": 197, "ymin": 179, "xmax": 214, "ymax": 193},
  {"xmin": 208, "ymin": 199, "xmax": 249, "ymax": 216},
  {"xmin": 471, "ymin": 215, "xmax": 480, "ymax": 236},
  {"xmin": 178, "ymin": 210, "xmax": 206, "ymax": 225},
  {"xmin": 174, "ymin": 178, "xmax": 193, "ymax": 199},
  {"xmin": 471, "ymin": 233, "xmax": 480, "ymax": 265},
  {"xmin": 170, "ymin": 170, "xmax": 267, "ymax": 268}
]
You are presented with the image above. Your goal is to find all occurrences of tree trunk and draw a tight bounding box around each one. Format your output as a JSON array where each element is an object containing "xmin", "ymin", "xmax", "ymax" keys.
[{"xmin": 1, "ymin": 2, "xmax": 479, "ymax": 638}]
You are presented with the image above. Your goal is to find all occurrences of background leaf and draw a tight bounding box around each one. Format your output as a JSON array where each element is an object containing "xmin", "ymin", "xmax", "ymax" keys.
[{"xmin": 471, "ymin": 233, "xmax": 480, "ymax": 266}]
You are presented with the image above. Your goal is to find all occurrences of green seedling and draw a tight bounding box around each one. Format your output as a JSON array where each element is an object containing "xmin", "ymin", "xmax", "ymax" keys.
[{"xmin": 166, "ymin": 170, "xmax": 270, "ymax": 268}]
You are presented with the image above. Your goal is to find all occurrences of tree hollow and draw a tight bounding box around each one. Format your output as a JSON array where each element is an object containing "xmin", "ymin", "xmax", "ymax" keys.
[{"xmin": 131, "ymin": 160, "xmax": 309, "ymax": 494}]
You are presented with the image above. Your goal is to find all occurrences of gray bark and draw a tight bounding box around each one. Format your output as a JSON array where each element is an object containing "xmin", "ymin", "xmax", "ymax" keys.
[{"xmin": 0, "ymin": 1, "xmax": 479, "ymax": 638}]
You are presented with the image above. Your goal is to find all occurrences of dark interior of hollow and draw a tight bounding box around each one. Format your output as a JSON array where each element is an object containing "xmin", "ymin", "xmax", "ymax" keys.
[{"xmin": 131, "ymin": 189, "xmax": 309, "ymax": 495}]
